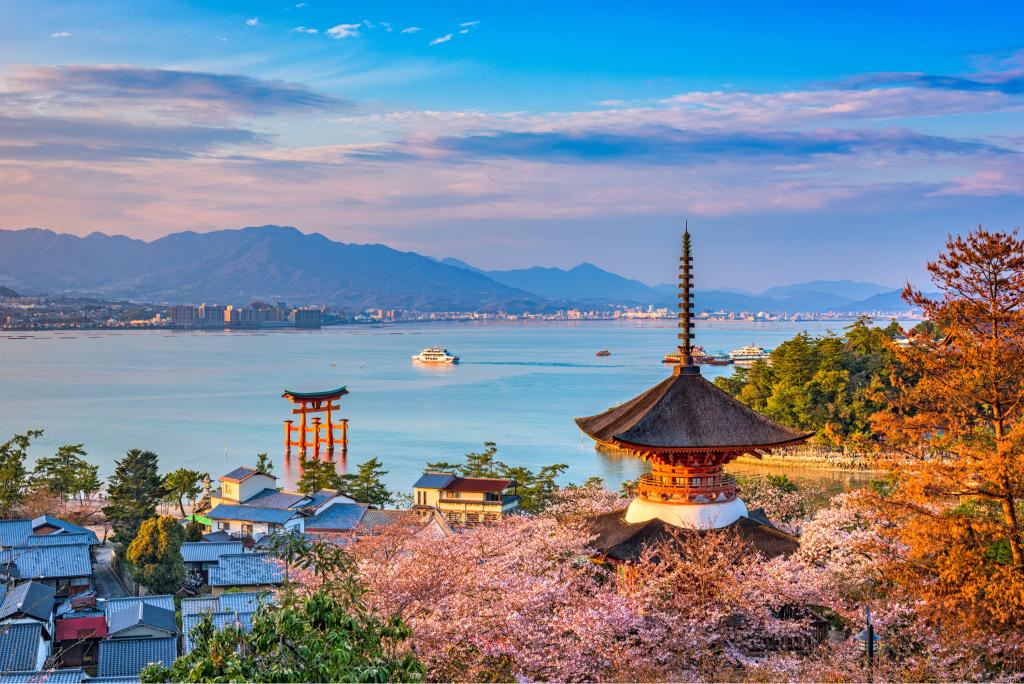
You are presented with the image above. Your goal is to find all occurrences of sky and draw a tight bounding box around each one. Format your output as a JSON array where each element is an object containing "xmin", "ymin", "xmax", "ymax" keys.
[{"xmin": 1, "ymin": 1, "xmax": 1022, "ymax": 290}]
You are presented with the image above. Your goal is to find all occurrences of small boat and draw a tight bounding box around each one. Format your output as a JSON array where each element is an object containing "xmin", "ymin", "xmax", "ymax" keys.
[
  {"xmin": 729, "ymin": 344, "xmax": 771, "ymax": 366},
  {"xmin": 596, "ymin": 349, "xmax": 611, "ymax": 357},
  {"xmin": 662, "ymin": 346, "xmax": 733, "ymax": 366},
  {"xmin": 412, "ymin": 346, "xmax": 460, "ymax": 364}
]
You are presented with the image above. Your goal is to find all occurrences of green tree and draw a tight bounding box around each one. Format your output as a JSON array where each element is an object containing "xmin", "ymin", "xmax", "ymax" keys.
[
  {"xmin": 338, "ymin": 458, "xmax": 395, "ymax": 507},
  {"xmin": 0, "ymin": 430, "xmax": 39, "ymax": 518},
  {"xmin": 142, "ymin": 538, "xmax": 425, "ymax": 683},
  {"xmin": 126, "ymin": 516, "xmax": 186, "ymax": 594},
  {"xmin": 103, "ymin": 449, "xmax": 163, "ymax": 552},
  {"xmin": 184, "ymin": 519, "xmax": 205, "ymax": 542},
  {"xmin": 162, "ymin": 468, "xmax": 206, "ymax": 518},
  {"xmin": 427, "ymin": 442, "xmax": 567, "ymax": 513},
  {"xmin": 297, "ymin": 458, "xmax": 342, "ymax": 494},
  {"xmin": 30, "ymin": 443, "xmax": 100, "ymax": 508},
  {"xmin": 255, "ymin": 452, "xmax": 274, "ymax": 474}
]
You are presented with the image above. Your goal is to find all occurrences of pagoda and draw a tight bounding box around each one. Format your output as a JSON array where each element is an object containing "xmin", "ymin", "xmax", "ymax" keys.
[{"xmin": 575, "ymin": 228, "xmax": 811, "ymax": 532}]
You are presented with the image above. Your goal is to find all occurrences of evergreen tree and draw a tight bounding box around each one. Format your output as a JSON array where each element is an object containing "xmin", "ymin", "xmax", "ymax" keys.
[
  {"xmin": 30, "ymin": 443, "xmax": 100, "ymax": 508},
  {"xmin": 255, "ymin": 452, "xmax": 274, "ymax": 474},
  {"xmin": 161, "ymin": 468, "xmax": 205, "ymax": 518},
  {"xmin": 103, "ymin": 449, "xmax": 163, "ymax": 551},
  {"xmin": 296, "ymin": 458, "xmax": 342, "ymax": 494},
  {"xmin": 0, "ymin": 430, "xmax": 39, "ymax": 518},
  {"xmin": 338, "ymin": 457, "xmax": 395, "ymax": 507},
  {"xmin": 126, "ymin": 515, "xmax": 187, "ymax": 594}
]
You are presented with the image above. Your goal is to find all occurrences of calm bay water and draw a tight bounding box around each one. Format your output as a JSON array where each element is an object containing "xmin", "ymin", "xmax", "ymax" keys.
[{"xmin": 2, "ymin": 320, "xmax": 882, "ymax": 491}]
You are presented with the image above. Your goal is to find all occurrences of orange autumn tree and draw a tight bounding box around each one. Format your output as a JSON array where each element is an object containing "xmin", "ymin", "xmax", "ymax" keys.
[{"xmin": 873, "ymin": 226, "xmax": 1024, "ymax": 634}]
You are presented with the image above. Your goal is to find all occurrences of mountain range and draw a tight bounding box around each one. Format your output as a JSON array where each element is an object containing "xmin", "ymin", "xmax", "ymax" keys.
[{"xmin": 0, "ymin": 226, "xmax": 915, "ymax": 313}]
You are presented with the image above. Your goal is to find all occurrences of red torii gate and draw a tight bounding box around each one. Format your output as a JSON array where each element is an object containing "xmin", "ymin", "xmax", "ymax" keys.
[{"xmin": 282, "ymin": 387, "xmax": 349, "ymax": 459}]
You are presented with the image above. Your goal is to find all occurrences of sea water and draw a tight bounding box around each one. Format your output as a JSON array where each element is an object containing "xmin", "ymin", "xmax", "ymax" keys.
[{"xmin": 0, "ymin": 319, "xmax": 891, "ymax": 490}]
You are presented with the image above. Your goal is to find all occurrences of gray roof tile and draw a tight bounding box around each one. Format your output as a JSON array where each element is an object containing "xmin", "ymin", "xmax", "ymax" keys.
[
  {"xmin": 0, "ymin": 669, "xmax": 86, "ymax": 683},
  {"xmin": 220, "ymin": 467, "xmax": 265, "ymax": 482},
  {"xmin": 305, "ymin": 503, "xmax": 367, "ymax": 532},
  {"xmin": 0, "ymin": 519, "xmax": 32, "ymax": 547},
  {"xmin": 218, "ymin": 592, "xmax": 271, "ymax": 614},
  {"xmin": 179, "ymin": 542, "xmax": 244, "ymax": 563},
  {"xmin": 25, "ymin": 533, "xmax": 93, "ymax": 547},
  {"xmin": 413, "ymin": 472, "xmax": 457, "ymax": 489},
  {"xmin": 207, "ymin": 554, "xmax": 283, "ymax": 587},
  {"xmin": 97, "ymin": 637, "xmax": 177, "ymax": 677},
  {"xmin": 242, "ymin": 489, "xmax": 307, "ymax": 509},
  {"xmin": 0, "ymin": 622, "xmax": 44, "ymax": 671},
  {"xmin": 179, "ymin": 597, "xmax": 220, "ymax": 616},
  {"xmin": 107, "ymin": 602, "xmax": 176, "ymax": 638},
  {"xmin": 103, "ymin": 596, "xmax": 174, "ymax": 622},
  {"xmin": 30, "ymin": 517, "xmax": 99, "ymax": 545},
  {"xmin": 0, "ymin": 543, "xmax": 91, "ymax": 580},
  {"xmin": 206, "ymin": 504, "xmax": 296, "ymax": 525},
  {"xmin": 0, "ymin": 580, "xmax": 55, "ymax": 622}
]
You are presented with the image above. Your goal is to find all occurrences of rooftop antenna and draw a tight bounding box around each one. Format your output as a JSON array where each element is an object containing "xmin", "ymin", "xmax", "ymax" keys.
[{"xmin": 676, "ymin": 221, "xmax": 698, "ymax": 375}]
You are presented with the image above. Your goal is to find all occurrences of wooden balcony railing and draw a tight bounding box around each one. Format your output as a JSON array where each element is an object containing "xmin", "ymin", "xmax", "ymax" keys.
[{"xmin": 636, "ymin": 473, "xmax": 737, "ymax": 504}]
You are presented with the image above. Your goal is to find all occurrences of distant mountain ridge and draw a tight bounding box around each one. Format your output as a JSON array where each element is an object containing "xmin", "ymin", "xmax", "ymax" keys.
[{"xmin": 0, "ymin": 226, "xmax": 917, "ymax": 313}]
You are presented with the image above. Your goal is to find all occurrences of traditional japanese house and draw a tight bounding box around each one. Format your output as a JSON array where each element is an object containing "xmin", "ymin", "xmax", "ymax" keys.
[
  {"xmin": 575, "ymin": 229, "xmax": 813, "ymax": 557},
  {"xmin": 412, "ymin": 473, "xmax": 520, "ymax": 525},
  {"xmin": 54, "ymin": 591, "xmax": 107, "ymax": 668}
]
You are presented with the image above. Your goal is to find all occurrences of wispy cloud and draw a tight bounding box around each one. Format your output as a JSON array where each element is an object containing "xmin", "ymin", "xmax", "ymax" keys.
[
  {"xmin": 380, "ymin": 22, "xmax": 393, "ymax": 32},
  {"xmin": 295, "ymin": 2, "xmax": 306, "ymax": 7},
  {"xmin": 50, "ymin": 32, "xmax": 71, "ymax": 39},
  {"xmin": 400, "ymin": 26, "xmax": 421, "ymax": 34},
  {"xmin": 326, "ymin": 23, "xmax": 361, "ymax": 39},
  {"xmin": 245, "ymin": 18, "xmax": 259, "ymax": 26},
  {"xmin": 459, "ymin": 20, "xmax": 480, "ymax": 28},
  {"xmin": 291, "ymin": 26, "xmax": 318, "ymax": 34},
  {"xmin": 7, "ymin": 65, "xmax": 346, "ymax": 117},
  {"xmin": 429, "ymin": 33, "xmax": 452, "ymax": 46}
]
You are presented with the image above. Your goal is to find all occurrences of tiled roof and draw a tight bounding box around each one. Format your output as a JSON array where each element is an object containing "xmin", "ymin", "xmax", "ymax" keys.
[
  {"xmin": 56, "ymin": 590, "xmax": 102, "ymax": 618},
  {"xmin": 218, "ymin": 591, "xmax": 271, "ymax": 614},
  {"xmin": 206, "ymin": 504, "xmax": 296, "ymax": 525},
  {"xmin": 25, "ymin": 533, "xmax": 93, "ymax": 547},
  {"xmin": 181, "ymin": 611, "xmax": 254, "ymax": 654},
  {"xmin": 220, "ymin": 467, "xmax": 268, "ymax": 483},
  {"xmin": 0, "ymin": 622, "xmax": 44, "ymax": 671},
  {"xmin": 0, "ymin": 519, "xmax": 32, "ymax": 547},
  {"xmin": 412, "ymin": 472, "xmax": 456, "ymax": 489},
  {"xmin": 304, "ymin": 489, "xmax": 347, "ymax": 510},
  {"xmin": 180, "ymin": 541, "xmax": 244, "ymax": 563},
  {"xmin": 103, "ymin": 596, "xmax": 174, "ymax": 622},
  {"xmin": 201, "ymin": 531, "xmax": 234, "ymax": 543},
  {"xmin": 97, "ymin": 637, "xmax": 178, "ymax": 677},
  {"xmin": 87, "ymin": 678, "xmax": 143, "ymax": 684},
  {"xmin": 356, "ymin": 509, "xmax": 408, "ymax": 533},
  {"xmin": 0, "ymin": 543, "xmax": 92, "ymax": 580},
  {"xmin": 108, "ymin": 602, "xmax": 176, "ymax": 637},
  {"xmin": 1, "ymin": 669, "xmax": 87, "ymax": 683},
  {"xmin": 56, "ymin": 615, "xmax": 108, "ymax": 641},
  {"xmin": 31, "ymin": 516, "xmax": 99, "ymax": 544},
  {"xmin": 0, "ymin": 580, "xmax": 55, "ymax": 622},
  {"xmin": 207, "ymin": 553, "xmax": 283, "ymax": 587},
  {"xmin": 179, "ymin": 597, "xmax": 220, "ymax": 616},
  {"xmin": 305, "ymin": 503, "xmax": 367, "ymax": 532},
  {"xmin": 444, "ymin": 476, "xmax": 512, "ymax": 493},
  {"xmin": 242, "ymin": 488, "xmax": 308, "ymax": 509}
]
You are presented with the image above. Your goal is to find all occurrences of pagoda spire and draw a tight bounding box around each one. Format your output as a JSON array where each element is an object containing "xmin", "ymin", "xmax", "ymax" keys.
[{"xmin": 676, "ymin": 223, "xmax": 697, "ymax": 374}]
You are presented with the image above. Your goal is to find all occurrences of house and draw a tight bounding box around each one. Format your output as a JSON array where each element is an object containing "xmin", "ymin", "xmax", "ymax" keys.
[
  {"xmin": 412, "ymin": 472, "xmax": 520, "ymax": 525},
  {"xmin": 179, "ymin": 541, "xmax": 244, "ymax": 582},
  {"xmin": 197, "ymin": 466, "xmax": 353, "ymax": 540},
  {"xmin": 97, "ymin": 637, "xmax": 178, "ymax": 678},
  {"xmin": 0, "ymin": 581, "xmax": 56, "ymax": 636},
  {"xmin": 54, "ymin": 592, "xmax": 107, "ymax": 668},
  {"xmin": 0, "ymin": 516, "xmax": 98, "ymax": 548},
  {"xmin": 0, "ymin": 622, "xmax": 50, "ymax": 673},
  {"xmin": 303, "ymin": 503, "xmax": 368, "ymax": 534},
  {"xmin": 97, "ymin": 596, "xmax": 178, "ymax": 678},
  {"xmin": 29, "ymin": 517, "xmax": 99, "ymax": 546},
  {"xmin": 180, "ymin": 591, "xmax": 271, "ymax": 654},
  {"xmin": 0, "ymin": 543, "xmax": 93, "ymax": 596},
  {"xmin": 206, "ymin": 553, "xmax": 283, "ymax": 597}
]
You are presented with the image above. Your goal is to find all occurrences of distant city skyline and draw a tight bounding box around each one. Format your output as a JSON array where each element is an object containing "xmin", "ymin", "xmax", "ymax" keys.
[{"xmin": 1, "ymin": 1, "xmax": 1022, "ymax": 289}]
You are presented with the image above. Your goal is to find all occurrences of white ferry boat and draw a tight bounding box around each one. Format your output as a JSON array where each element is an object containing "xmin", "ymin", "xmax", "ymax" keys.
[
  {"xmin": 729, "ymin": 344, "xmax": 771, "ymax": 366},
  {"xmin": 412, "ymin": 346, "xmax": 460, "ymax": 364}
]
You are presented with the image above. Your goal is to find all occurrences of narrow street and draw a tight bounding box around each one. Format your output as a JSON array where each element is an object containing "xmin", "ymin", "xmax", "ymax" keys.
[{"xmin": 92, "ymin": 544, "xmax": 129, "ymax": 598}]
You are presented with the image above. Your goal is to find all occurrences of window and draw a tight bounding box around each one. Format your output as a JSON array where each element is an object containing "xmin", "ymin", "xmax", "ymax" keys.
[
  {"xmin": 218, "ymin": 522, "xmax": 230, "ymax": 531},
  {"xmin": 241, "ymin": 524, "xmax": 254, "ymax": 536},
  {"xmin": 446, "ymin": 491, "xmax": 460, "ymax": 499},
  {"xmin": 484, "ymin": 492, "xmax": 500, "ymax": 502}
]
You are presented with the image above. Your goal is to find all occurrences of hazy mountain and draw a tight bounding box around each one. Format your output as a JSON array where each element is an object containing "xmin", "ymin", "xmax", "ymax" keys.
[
  {"xmin": 831, "ymin": 290, "xmax": 917, "ymax": 313},
  {"xmin": 439, "ymin": 257, "xmax": 487, "ymax": 275},
  {"xmin": 0, "ymin": 226, "xmax": 543, "ymax": 311},
  {"xmin": 484, "ymin": 263, "xmax": 658, "ymax": 303},
  {"xmin": 761, "ymin": 279, "xmax": 891, "ymax": 301},
  {"xmin": 0, "ymin": 286, "xmax": 20, "ymax": 298}
]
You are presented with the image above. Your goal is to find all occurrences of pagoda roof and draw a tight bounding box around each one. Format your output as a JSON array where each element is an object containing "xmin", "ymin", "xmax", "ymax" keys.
[
  {"xmin": 575, "ymin": 369, "xmax": 811, "ymax": 452},
  {"xmin": 282, "ymin": 387, "xmax": 348, "ymax": 401}
]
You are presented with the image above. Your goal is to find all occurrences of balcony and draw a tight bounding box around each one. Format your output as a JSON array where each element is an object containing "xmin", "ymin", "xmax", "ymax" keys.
[{"xmin": 636, "ymin": 473, "xmax": 737, "ymax": 504}]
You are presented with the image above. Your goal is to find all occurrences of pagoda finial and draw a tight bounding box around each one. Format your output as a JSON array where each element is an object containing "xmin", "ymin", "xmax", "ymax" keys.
[{"xmin": 676, "ymin": 223, "xmax": 698, "ymax": 375}]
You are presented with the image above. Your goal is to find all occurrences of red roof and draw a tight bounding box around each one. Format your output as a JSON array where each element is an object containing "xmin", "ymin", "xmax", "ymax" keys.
[
  {"xmin": 56, "ymin": 616, "xmax": 108, "ymax": 641},
  {"xmin": 444, "ymin": 477, "xmax": 511, "ymax": 493}
]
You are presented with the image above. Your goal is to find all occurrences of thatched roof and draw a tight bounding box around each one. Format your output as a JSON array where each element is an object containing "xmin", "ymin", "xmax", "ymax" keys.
[
  {"xmin": 585, "ymin": 507, "xmax": 798, "ymax": 562},
  {"xmin": 575, "ymin": 369, "xmax": 812, "ymax": 452}
]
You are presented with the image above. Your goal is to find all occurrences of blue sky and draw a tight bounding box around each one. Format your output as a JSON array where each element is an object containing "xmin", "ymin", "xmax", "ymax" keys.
[{"xmin": 1, "ymin": 1, "xmax": 1022, "ymax": 289}]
